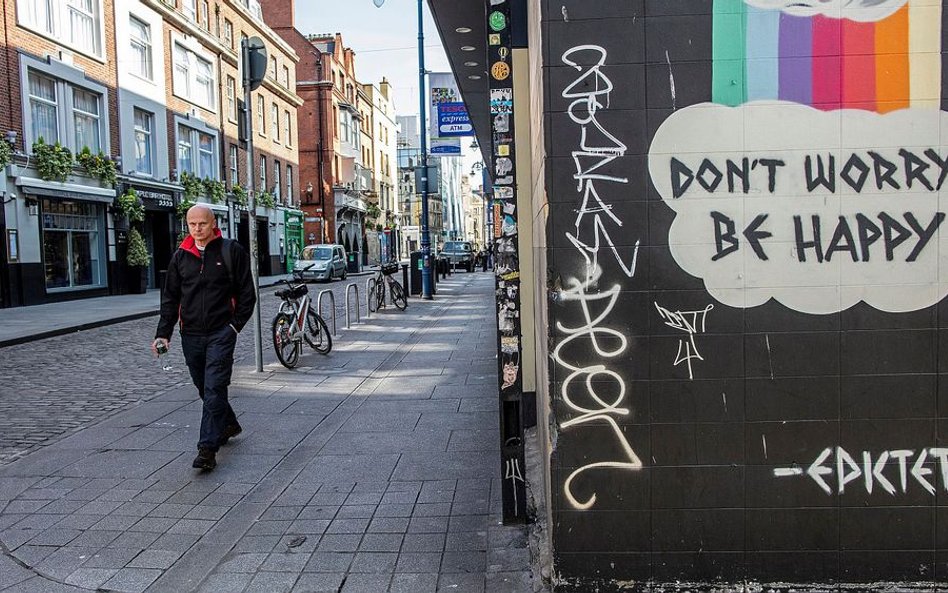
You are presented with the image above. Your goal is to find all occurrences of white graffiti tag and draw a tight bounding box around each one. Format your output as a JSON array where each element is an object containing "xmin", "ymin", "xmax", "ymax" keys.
[
  {"xmin": 654, "ymin": 303, "xmax": 714, "ymax": 380},
  {"xmin": 553, "ymin": 45, "xmax": 644, "ymax": 511},
  {"xmin": 505, "ymin": 458, "xmax": 525, "ymax": 515},
  {"xmin": 561, "ymin": 45, "xmax": 640, "ymax": 283}
]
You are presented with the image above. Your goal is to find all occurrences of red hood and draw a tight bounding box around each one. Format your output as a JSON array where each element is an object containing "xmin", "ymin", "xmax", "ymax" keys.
[{"xmin": 179, "ymin": 229, "xmax": 223, "ymax": 258}]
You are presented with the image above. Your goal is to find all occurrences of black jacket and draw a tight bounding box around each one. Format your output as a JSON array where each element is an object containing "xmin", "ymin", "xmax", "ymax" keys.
[{"xmin": 155, "ymin": 233, "xmax": 256, "ymax": 339}]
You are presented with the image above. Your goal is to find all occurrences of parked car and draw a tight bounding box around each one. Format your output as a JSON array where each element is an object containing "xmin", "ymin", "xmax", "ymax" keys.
[
  {"xmin": 439, "ymin": 241, "xmax": 475, "ymax": 272},
  {"xmin": 294, "ymin": 244, "xmax": 347, "ymax": 282}
]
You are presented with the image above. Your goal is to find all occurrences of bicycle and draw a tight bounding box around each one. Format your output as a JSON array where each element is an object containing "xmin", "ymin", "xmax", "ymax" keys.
[
  {"xmin": 272, "ymin": 270, "xmax": 332, "ymax": 369},
  {"xmin": 367, "ymin": 261, "xmax": 407, "ymax": 313}
]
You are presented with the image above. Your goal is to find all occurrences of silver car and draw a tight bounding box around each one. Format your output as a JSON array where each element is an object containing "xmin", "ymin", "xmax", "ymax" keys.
[{"xmin": 294, "ymin": 244, "xmax": 348, "ymax": 282}]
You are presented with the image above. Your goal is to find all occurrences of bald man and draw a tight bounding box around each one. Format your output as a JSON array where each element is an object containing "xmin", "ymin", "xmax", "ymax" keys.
[{"xmin": 154, "ymin": 205, "xmax": 256, "ymax": 470}]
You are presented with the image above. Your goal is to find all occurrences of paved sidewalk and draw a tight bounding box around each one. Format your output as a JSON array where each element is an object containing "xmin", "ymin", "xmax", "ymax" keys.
[
  {"xmin": 0, "ymin": 272, "xmax": 535, "ymax": 593},
  {"xmin": 0, "ymin": 270, "xmax": 377, "ymax": 348}
]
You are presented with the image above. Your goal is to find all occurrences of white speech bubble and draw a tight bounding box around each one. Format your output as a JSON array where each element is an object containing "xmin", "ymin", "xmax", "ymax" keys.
[
  {"xmin": 647, "ymin": 101, "xmax": 948, "ymax": 315},
  {"xmin": 744, "ymin": 0, "xmax": 907, "ymax": 22}
]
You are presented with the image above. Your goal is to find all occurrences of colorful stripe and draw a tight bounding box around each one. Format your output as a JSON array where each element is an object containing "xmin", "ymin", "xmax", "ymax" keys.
[
  {"xmin": 746, "ymin": 5, "xmax": 780, "ymax": 100},
  {"xmin": 812, "ymin": 15, "xmax": 842, "ymax": 110},
  {"xmin": 875, "ymin": 5, "xmax": 909, "ymax": 113},
  {"xmin": 778, "ymin": 14, "xmax": 812, "ymax": 105},
  {"xmin": 908, "ymin": 0, "xmax": 942, "ymax": 108},
  {"xmin": 842, "ymin": 19, "xmax": 876, "ymax": 110},
  {"xmin": 712, "ymin": 0, "xmax": 747, "ymax": 106},
  {"xmin": 712, "ymin": 0, "xmax": 940, "ymax": 112}
]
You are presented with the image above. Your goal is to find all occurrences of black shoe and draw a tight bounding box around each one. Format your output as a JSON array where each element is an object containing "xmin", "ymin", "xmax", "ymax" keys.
[
  {"xmin": 192, "ymin": 448, "xmax": 216, "ymax": 470},
  {"xmin": 219, "ymin": 423, "xmax": 243, "ymax": 446}
]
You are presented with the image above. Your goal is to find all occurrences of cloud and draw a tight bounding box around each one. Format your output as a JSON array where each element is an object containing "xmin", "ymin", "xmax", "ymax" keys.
[
  {"xmin": 744, "ymin": 0, "xmax": 908, "ymax": 21},
  {"xmin": 647, "ymin": 101, "xmax": 948, "ymax": 315}
]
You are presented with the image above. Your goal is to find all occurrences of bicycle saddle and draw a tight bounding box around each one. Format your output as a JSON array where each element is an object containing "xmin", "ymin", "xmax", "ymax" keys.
[{"xmin": 275, "ymin": 285, "xmax": 308, "ymax": 300}]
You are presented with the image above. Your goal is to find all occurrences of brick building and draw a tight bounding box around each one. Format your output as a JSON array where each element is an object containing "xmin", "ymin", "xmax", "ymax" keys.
[
  {"xmin": 0, "ymin": 0, "xmax": 121, "ymax": 306},
  {"xmin": 0, "ymin": 0, "xmax": 304, "ymax": 308}
]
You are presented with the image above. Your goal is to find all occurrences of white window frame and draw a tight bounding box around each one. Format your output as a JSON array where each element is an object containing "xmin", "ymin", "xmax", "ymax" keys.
[
  {"xmin": 176, "ymin": 121, "xmax": 218, "ymax": 180},
  {"xmin": 182, "ymin": 0, "xmax": 196, "ymax": 22},
  {"xmin": 271, "ymin": 102, "xmax": 279, "ymax": 140},
  {"xmin": 23, "ymin": 62, "xmax": 108, "ymax": 155},
  {"xmin": 133, "ymin": 108, "xmax": 154, "ymax": 176},
  {"xmin": 259, "ymin": 155, "xmax": 266, "ymax": 192},
  {"xmin": 282, "ymin": 65, "xmax": 290, "ymax": 88},
  {"xmin": 286, "ymin": 164, "xmax": 293, "ymax": 205},
  {"xmin": 256, "ymin": 94, "xmax": 265, "ymax": 136},
  {"xmin": 229, "ymin": 144, "xmax": 238, "ymax": 187},
  {"xmin": 129, "ymin": 15, "xmax": 153, "ymax": 81},
  {"xmin": 172, "ymin": 38, "xmax": 215, "ymax": 110},
  {"xmin": 226, "ymin": 76, "xmax": 237, "ymax": 122},
  {"xmin": 223, "ymin": 19, "xmax": 233, "ymax": 49},
  {"xmin": 17, "ymin": 0, "xmax": 104, "ymax": 59},
  {"xmin": 284, "ymin": 110, "xmax": 291, "ymax": 147},
  {"xmin": 273, "ymin": 159, "xmax": 281, "ymax": 202}
]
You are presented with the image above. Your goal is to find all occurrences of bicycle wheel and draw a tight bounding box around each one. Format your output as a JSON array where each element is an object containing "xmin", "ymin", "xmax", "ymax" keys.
[
  {"xmin": 304, "ymin": 307, "xmax": 332, "ymax": 354},
  {"xmin": 367, "ymin": 278, "xmax": 379, "ymax": 313},
  {"xmin": 390, "ymin": 280, "xmax": 407, "ymax": 310},
  {"xmin": 376, "ymin": 279, "xmax": 386, "ymax": 311},
  {"xmin": 272, "ymin": 312, "xmax": 300, "ymax": 369}
]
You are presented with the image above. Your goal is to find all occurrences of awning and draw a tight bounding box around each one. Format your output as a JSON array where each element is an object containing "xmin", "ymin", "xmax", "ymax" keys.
[{"xmin": 16, "ymin": 176, "xmax": 116, "ymax": 203}]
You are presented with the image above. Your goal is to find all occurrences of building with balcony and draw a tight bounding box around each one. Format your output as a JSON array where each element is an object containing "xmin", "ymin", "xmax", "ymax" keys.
[{"xmin": 362, "ymin": 79, "xmax": 398, "ymax": 262}]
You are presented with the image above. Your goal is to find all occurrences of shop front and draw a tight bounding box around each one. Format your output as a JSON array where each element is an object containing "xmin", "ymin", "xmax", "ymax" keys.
[
  {"xmin": 284, "ymin": 209, "xmax": 304, "ymax": 273},
  {"xmin": 121, "ymin": 181, "xmax": 178, "ymax": 290},
  {"xmin": 9, "ymin": 176, "xmax": 116, "ymax": 305}
]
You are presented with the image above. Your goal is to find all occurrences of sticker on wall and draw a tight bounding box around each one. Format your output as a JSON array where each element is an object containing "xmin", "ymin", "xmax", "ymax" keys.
[
  {"xmin": 647, "ymin": 0, "xmax": 948, "ymax": 315},
  {"xmin": 490, "ymin": 89, "xmax": 513, "ymax": 113},
  {"xmin": 491, "ymin": 61, "xmax": 511, "ymax": 81},
  {"xmin": 493, "ymin": 113, "xmax": 510, "ymax": 133},
  {"xmin": 489, "ymin": 33, "xmax": 502, "ymax": 45},
  {"xmin": 494, "ymin": 187, "xmax": 513, "ymax": 200},
  {"xmin": 496, "ymin": 144, "xmax": 510, "ymax": 157},
  {"xmin": 489, "ymin": 11, "xmax": 507, "ymax": 31},
  {"xmin": 494, "ymin": 175, "xmax": 513, "ymax": 185},
  {"xmin": 496, "ymin": 157, "xmax": 513, "ymax": 176}
]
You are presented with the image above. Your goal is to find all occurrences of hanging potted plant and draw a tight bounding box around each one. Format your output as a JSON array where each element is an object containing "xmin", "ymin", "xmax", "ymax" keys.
[
  {"xmin": 126, "ymin": 227, "xmax": 151, "ymax": 294},
  {"xmin": 114, "ymin": 188, "xmax": 145, "ymax": 230}
]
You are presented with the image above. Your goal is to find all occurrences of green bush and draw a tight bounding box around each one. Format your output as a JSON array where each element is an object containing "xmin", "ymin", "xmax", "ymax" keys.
[
  {"xmin": 176, "ymin": 197, "xmax": 196, "ymax": 219},
  {"xmin": 180, "ymin": 171, "xmax": 204, "ymax": 201},
  {"xmin": 0, "ymin": 140, "xmax": 12, "ymax": 169},
  {"xmin": 203, "ymin": 177, "xmax": 225, "ymax": 204},
  {"xmin": 33, "ymin": 138, "xmax": 72, "ymax": 182},
  {"xmin": 126, "ymin": 228, "xmax": 151, "ymax": 267},
  {"xmin": 232, "ymin": 184, "xmax": 247, "ymax": 206},
  {"xmin": 256, "ymin": 190, "xmax": 275, "ymax": 209},
  {"xmin": 76, "ymin": 147, "xmax": 117, "ymax": 185},
  {"xmin": 116, "ymin": 188, "xmax": 145, "ymax": 223}
]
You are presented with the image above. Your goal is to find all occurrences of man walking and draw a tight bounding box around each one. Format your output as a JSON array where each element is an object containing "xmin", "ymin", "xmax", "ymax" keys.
[{"xmin": 152, "ymin": 205, "xmax": 256, "ymax": 470}]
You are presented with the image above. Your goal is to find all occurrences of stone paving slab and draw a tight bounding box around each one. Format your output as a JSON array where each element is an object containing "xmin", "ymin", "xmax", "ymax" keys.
[{"xmin": 0, "ymin": 272, "xmax": 537, "ymax": 593}]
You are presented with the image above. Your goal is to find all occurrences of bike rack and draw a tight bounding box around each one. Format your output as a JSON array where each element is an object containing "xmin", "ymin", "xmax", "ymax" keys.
[
  {"xmin": 365, "ymin": 278, "xmax": 375, "ymax": 318},
  {"xmin": 345, "ymin": 283, "xmax": 361, "ymax": 328},
  {"xmin": 317, "ymin": 289, "xmax": 337, "ymax": 336}
]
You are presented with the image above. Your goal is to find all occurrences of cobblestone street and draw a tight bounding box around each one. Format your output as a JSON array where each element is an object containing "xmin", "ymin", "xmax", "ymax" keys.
[{"xmin": 0, "ymin": 278, "xmax": 365, "ymax": 466}]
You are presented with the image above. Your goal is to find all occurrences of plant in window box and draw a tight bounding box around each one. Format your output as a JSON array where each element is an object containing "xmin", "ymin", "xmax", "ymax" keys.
[
  {"xmin": 0, "ymin": 138, "xmax": 13, "ymax": 170},
  {"xmin": 176, "ymin": 197, "xmax": 196, "ymax": 220},
  {"xmin": 32, "ymin": 138, "xmax": 73, "ymax": 183},
  {"xmin": 126, "ymin": 227, "xmax": 151, "ymax": 294},
  {"xmin": 203, "ymin": 178, "xmax": 226, "ymax": 204},
  {"xmin": 179, "ymin": 171, "xmax": 205, "ymax": 201},
  {"xmin": 76, "ymin": 147, "xmax": 117, "ymax": 185},
  {"xmin": 232, "ymin": 184, "xmax": 247, "ymax": 207},
  {"xmin": 256, "ymin": 190, "xmax": 275, "ymax": 209}
]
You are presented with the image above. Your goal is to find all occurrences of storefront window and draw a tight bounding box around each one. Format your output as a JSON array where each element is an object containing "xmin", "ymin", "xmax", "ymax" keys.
[{"xmin": 41, "ymin": 199, "xmax": 103, "ymax": 290}]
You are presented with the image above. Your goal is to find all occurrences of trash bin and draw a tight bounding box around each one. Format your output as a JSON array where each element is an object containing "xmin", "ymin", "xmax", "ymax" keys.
[
  {"xmin": 409, "ymin": 251, "xmax": 437, "ymax": 296},
  {"xmin": 347, "ymin": 252, "xmax": 360, "ymax": 274}
]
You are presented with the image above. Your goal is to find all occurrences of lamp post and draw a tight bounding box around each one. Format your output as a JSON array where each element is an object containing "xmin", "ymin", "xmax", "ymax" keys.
[{"xmin": 375, "ymin": 0, "xmax": 432, "ymax": 299}]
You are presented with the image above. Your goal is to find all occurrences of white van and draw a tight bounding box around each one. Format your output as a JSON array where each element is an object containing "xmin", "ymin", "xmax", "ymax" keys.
[{"xmin": 294, "ymin": 244, "xmax": 347, "ymax": 282}]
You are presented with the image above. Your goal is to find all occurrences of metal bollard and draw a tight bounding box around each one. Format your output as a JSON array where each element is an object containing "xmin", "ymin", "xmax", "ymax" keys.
[
  {"xmin": 345, "ymin": 283, "xmax": 361, "ymax": 328},
  {"xmin": 365, "ymin": 278, "xmax": 375, "ymax": 318},
  {"xmin": 316, "ymin": 289, "xmax": 337, "ymax": 336},
  {"xmin": 401, "ymin": 264, "xmax": 409, "ymax": 300}
]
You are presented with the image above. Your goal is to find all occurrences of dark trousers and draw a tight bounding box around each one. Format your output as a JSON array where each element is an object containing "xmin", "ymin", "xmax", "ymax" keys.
[{"xmin": 181, "ymin": 325, "xmax": 239, "ymax": 452}]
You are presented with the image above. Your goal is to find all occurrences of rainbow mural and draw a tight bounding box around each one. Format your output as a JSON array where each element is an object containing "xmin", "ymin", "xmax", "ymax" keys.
[{"xmin": 712, "ymin": 0, "xmax": 942, "ymax": 112}]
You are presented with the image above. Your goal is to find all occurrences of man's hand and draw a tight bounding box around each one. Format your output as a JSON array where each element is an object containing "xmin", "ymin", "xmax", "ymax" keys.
[{"xmin": 152, "ymin": 338, "xmax": 170, "ymax": 356}]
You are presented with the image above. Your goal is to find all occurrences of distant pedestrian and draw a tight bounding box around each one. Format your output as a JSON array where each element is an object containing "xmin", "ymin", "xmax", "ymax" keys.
[
  {"xmin": 481, "ymin": 248, "xmax": 488, "ymax": 272},
  {"xmin": 152, "ymin": 205, "xmax": 256, "ymax": 471}
]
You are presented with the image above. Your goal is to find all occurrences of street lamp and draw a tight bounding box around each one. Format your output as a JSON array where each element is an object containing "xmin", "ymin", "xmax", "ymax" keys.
[{"xmin": 374, "ymin": 0, "xmax": 433, "ymax": 299}]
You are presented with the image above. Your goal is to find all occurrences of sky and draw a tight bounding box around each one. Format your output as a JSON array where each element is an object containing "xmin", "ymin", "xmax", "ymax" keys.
[
  {"xmin": 292, "ymin": 0, "xmax": 482, "ymax": 184},
  {"xmin": 293, "ymin": 0, "xmax": 450, "ymax": 124}
]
